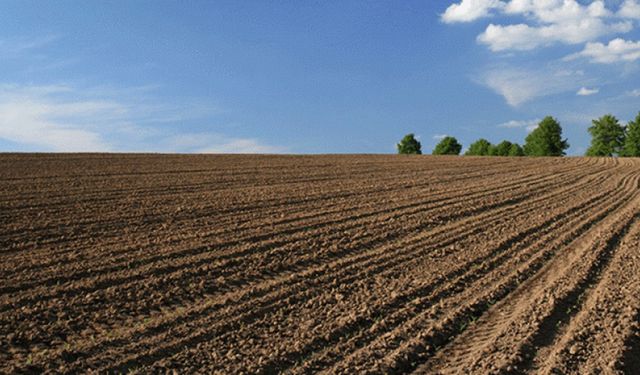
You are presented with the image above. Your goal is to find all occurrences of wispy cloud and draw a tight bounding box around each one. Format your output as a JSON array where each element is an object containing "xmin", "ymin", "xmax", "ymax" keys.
[
  {"xmin": 628, "ymin": 88, "xmax": 640, "ymax": 97},
  {"xmin": 198, "ymin": 139, "xmax": 286, "ymax": 154},
  {"xmin": 0, "ymin": 85, "xmax": 116, "ymax": 151},
  {"xmin": 0, "ymin": 33, "xmax": 285, "ymax": 153},
  {"xmin": 497, "ymin": 118, "xmax": 540, "ymax": 132},
  {"xmin": 0, "ymin": 84, "xmax": 285, "ymax": 153},
  {"xmin": 433, "ymin": 134, "xmax": 448, "ymax": 140},
  {"xmin": 480, "ymin": 66, "xmax": 587, "ymax": 106},
  {"xmin": 577, "ymin": 87, "xmax": 599, "ymax": 96},
  {"xmin": 0, "ymin": 35, "xmax": 60, "ymax": 59},
  {"xmin": 163, "ymin": 132, "xmax": 285, "ymax": 154}
]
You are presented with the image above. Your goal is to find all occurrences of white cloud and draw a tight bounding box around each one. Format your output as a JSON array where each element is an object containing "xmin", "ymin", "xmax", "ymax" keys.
[
  {"xmin": 198, "ymin": 139, "xmax": 285, "ymax": 154},
  {"xmin": 483, "ymin": 69, "xmax": 541, "ymax": 106},
  {"xmin": 0, "ymin": 84, "xmax": 284, "ymax": 153},
  {"xmin": 433, "ymin": 134, "xmax": 448, "ymax": 140},
  {"xmin": 497, "ymin": 118, "xmax": 539, "ymax": 129},
  {"xmin": 504, "ymin": 0, "xmax": 612, "ymax": 22},
  {"xmin": 503, "ymin": 0, "xmax": 557, "ymax": 16},
  {"xmin": 497, "ymin": 118, "xmax": 540, "ymax": 132},
  {"xmin": 577, "ymin": 87, "xmax": 599, "ymax": 96},
  {"xmin": 446, "ymin": 0, "xmax": 635, "ymax": 51},
  {"xmin": 619, "ymin": 0, "xmax": 640, "ymax": 19},
  {"xmin": 478, "ymin": 23, "xmax": 535, "ymax": 51},
  {"xmin": 628, "ymin": 88, "xmax": 640, "ymax": 96},
  {"xmin": 568, "ymin": 38, "xmax": 640, "ymax": 63},
  {"xmin": 0, "ymin": 86, "xmax": 114, "ymax": 151},
  {"xmin": 0, "ymin": 35, "xmax": 284, "ymax": 153},
  {"xmin": 441, "ymin": 0, "xmax": 504, "ymax": 23},
  {"xmin": 481, "ymin": 67, "xmax": 585, "ymax": 106},
  {"xmin": 478, "ymin": 19, "xmax": 632, "ymax": 51},
  {"xmin": 165, "ymin": 132, "xmax": 285, "ymax": 154}
]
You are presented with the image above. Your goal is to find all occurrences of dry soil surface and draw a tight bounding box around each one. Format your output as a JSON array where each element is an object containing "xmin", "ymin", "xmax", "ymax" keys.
[{"xmin": 1, "ymin": 154, "xmax": 639, "ymax": 374}]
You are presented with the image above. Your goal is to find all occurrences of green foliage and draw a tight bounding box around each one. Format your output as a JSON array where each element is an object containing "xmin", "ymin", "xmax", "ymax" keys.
[
  {"xmin": 508, "ymin": 143, "xmax": 525, "ymax": 156},
  {"xmin": 397, "ymin": 133, "xmax": 422, "ymax": 155},
  {"xmin": 465, "ymin": 138, "xmax": 492, "ymax": 156},
  {"xmin": 433, "ymin": 136, "xmax": 462, "ymax": 155},
  {"xmin": 586, "ymin": 114, "xmax": 625, "ymax": 157},
  {"xmin": 464, "ymin": 139, "xmax": 523, "ymax": 157},
  {"xmin": 524, "ymin": 116, "xmax": 569, "ymax": 156},
  {"xmin": 488, "ymin": 140, "xmax": 513, "ymax": 156},
  {"xmin": 622, "ymin": 112, "xmax": 640, "ymax": 157}
]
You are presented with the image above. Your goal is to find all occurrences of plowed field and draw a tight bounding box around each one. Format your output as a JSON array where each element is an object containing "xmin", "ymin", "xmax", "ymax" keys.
[{"xmin": 2, "ymin": 154, "xmax": 639, "ymax": 374}]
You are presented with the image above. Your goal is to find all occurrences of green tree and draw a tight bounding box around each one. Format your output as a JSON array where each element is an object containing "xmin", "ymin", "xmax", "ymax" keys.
[
  {"xmin": 524, "ymin": 116, "xmax": 569, "ymax": 156},
  {"xmin": 397, "ymin": 133, "xmax": 422, "ymax": 155},
  {"xmin": 508, "ymin": 143, "xmax": 525, "ymax": 156},
  {"xmin": 621, "ymin": 112, "xmax": 640, "ymax": 157},
  {"xmin": 586, "ymin": 114, "xmax": 625, "ymax": 157},
  {"xmin": 433, "ymin": 136, "xmax": 462, "ymax": 155},
  {"xmin": 489, "ymin": 140, "xmax": 513, "ymax": 156},
  {"xmin": 465, "ymin": 138, "xmax": 492, "ymax": 156}
]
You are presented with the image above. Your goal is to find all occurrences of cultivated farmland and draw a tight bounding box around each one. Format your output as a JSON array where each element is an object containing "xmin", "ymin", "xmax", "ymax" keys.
[{"xmin": 1, "ymin": 154, "xmax": 639, "ymax": 374}]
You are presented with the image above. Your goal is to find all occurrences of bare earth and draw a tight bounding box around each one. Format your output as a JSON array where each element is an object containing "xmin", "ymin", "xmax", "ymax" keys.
[{"xmin": 1, "ymin": 154, "xmax": 639, "ymax": 374}]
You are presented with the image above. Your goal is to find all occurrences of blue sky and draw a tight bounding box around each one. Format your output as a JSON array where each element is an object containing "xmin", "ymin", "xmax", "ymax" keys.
[{"xmin": 0, "ymin": 0, "xmax": 639, "ymax": 154}]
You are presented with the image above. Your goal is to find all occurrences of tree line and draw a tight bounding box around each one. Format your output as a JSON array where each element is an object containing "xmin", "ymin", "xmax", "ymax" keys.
[{"xmin": 397, "ymin": 112, "xmax": 640, "ymax": 157}]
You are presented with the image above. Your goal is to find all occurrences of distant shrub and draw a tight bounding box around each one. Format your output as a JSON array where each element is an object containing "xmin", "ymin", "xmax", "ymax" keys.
[
  {"xmin": 488, "ymin": 140, "xmax": 513, "ymax": 156},
  {"xmin": 524, "ymin": 116, "xmax": 569, "ymax": 156},
  {"xmin": 622, "ymin": 112, "xmax": 640, "ymax": 157},
  {"xmin": 508, "ymin": 143, "xmax": 525, "ymax": 156},
  {"xmin": 586, "ymin": 114, "xmax": 625, "ymax": 157},
  {"xmin": 433, "ymin": 136, "xmax": 462, "ymax": 155},
  {"xmin": 464, "ymin": 139, "xmax": 523, "ymax": 157},
  {"xmin": 397, "ymin": 133, "xmax": 422, "ymax": 155},
  {"xmin": 465, "ymin": 139, "xmax": 492, "ymax": 156}
]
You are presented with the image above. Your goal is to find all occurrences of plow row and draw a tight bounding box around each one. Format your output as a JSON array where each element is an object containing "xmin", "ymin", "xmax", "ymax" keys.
[{"xmin": 1, "ymin": 154, "xmax": 638, "ymax": 374}]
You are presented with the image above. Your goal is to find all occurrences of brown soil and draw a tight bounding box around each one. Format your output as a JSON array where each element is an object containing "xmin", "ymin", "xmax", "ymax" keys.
[{"xmin": 1, "ymin": 154, "xmax": 638, "ymax": 374}]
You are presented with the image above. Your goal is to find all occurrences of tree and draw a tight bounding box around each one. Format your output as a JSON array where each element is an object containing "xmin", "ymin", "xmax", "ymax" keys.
[
  {"xmin": 586, "ymin": 114, "xmax": 625, "ymax": 157},
  {"xmin": 433, "ymin": 136, "xmax": 462, "ymax": 155},
  {"xmin": 524, "ymin": 116, "xmax": 569, "ymax": 156},
  {"xmin": 508, "ymin": 143, "xmax": 525, "ymax": 156},
  {"xmin": 621, "ymin": 112, "xmax": 640, "ymax": 157},
  {"xmin": 465, "ymin": 138, "xmax": 492, "ymax": 156},
  {"xmin": 397, "ymin": 133, "xmax": 422, "ymax": 155},
  {"xmin": 488, "ymin": 140, "xmax": 513, "ymax": 156}
]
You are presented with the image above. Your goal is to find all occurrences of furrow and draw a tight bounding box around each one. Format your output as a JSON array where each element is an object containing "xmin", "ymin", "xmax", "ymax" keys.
[
  {"xmin": 418, "ymin": 178, "xmax": 640, "ymax": 374},
  {"xmin": 61, "ymin": 162, "xmax": 616, "ymax": 374}
]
